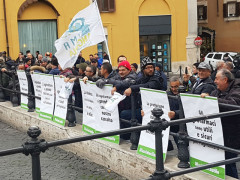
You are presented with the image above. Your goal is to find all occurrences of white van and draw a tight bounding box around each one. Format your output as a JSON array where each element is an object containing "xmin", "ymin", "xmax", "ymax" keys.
[{"xmin": 204, "ymin": 52, "xmax": 237, "ymax": 70}]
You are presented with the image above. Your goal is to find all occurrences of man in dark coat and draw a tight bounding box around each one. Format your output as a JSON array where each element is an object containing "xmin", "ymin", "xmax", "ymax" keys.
[
  {"xmin": 190, "ymin": 62, "xmax": 215, "ymax": 95},
  {"xmin": 202, "ymin": 69, "xmax": 240, "ymax": 179}
]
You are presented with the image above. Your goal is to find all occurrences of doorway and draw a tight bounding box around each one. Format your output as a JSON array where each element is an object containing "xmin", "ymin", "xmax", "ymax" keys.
[{"xmin": 140, "ymin": 35, "xmax": 171, "ymax": 72}]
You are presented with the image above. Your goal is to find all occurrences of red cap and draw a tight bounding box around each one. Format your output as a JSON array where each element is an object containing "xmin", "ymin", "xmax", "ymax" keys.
[{"xmin": 118, "ymin": 61, "xmax": 131, "ymax": 71}]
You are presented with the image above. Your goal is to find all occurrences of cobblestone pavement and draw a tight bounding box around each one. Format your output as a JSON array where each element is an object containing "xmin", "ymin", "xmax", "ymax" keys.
[{"xmin": 0, "ymin": 121, "xmax": 127, "ymax": 180}]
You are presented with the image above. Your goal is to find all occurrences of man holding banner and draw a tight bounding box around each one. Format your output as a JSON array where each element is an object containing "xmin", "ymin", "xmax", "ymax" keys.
[{"xmin": 202, "ymin": 69, "xmax": 240, "ymax": 179}]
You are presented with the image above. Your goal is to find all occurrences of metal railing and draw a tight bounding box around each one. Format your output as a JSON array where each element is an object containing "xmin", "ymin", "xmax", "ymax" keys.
[{"xmin": 0, "ymin": 67, "xmax": 240, "ymax": 179}]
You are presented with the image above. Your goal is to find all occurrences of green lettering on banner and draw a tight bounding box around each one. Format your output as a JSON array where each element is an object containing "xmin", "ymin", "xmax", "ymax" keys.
[
  {"xmin": 39, "ymin": 112, "xmax": 53, "ymax": 121},
  {"xmin": 137, "ymin": 145, "xmax": 166, "ymax": 161},
  {"xmin": 190, "ymin": 157, "xmax": 225, "ymax": 179},
  {"xmin": 95, "ymin": 130, "xmax": 119, "ymax": 144},
  {"xmin": 21, "ymin": 103, "xmax": 29, "ymax": 110},
  {"xmin": 53, "ymin": 116, "xmax": 65, "ymax": 126},
  {"xmin": 82, "ymin": 124, "xmax": 95, "ymax": 134}
]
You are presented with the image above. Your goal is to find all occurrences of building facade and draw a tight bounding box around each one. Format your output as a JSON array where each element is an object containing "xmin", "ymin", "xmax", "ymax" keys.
[
  {"xmin": 0, "ymin": 0, "xmax": 198, "ymax": 71},
  {"xmin": 198, "ymin": 0, "xmax": 240, "ymax": 56}
]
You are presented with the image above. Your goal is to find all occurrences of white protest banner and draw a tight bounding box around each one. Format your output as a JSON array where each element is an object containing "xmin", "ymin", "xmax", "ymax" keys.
[
  {"xmin": 55, "ymin": 1, "xmax": 106, "ymax": 69},
  {"xmin": 39, "ymin": 74, "xmax": 55, "ymax": 121},
  {"xmin": 80, "ymin": 80, "xmax": 97, "ymax": 134},
  {"xmin": 31, "ymin": 72, "xmax": 43, "ymax": 113},
  {"xmin": 137, "ymin": 88, "xmax": 170, "ymax": 161},
  {"xmin": 17, "ymin": 70, "xmax": 28, "ymax": 110},
  {"xmin": 180, "ymin": 94, "xmax": 225, "ymax": 180},
  {"xmin": 92, "ymin": 82, "xmax": 120, "ymax": 144},
  {"xmin": 80, "ymin": 80, "xmax": 120, "ymax": 144},
  {"xmin": 53, "ymin": 76, "xmax": 72, "ymax": 126}
]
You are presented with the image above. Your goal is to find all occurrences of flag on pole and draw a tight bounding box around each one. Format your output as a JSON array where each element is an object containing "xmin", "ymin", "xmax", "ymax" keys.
[{"xmin": 55, "ymin": 1, "xmax": 106, "ymax": 70}]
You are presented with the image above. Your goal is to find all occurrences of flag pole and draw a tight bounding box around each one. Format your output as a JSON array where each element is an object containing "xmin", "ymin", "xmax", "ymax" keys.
[{"xmin": 94, "ymin": 0, "xmax": 112, "ymax": 64}]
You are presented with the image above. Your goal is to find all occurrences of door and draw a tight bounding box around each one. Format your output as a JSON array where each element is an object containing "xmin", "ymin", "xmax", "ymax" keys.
[{"xmin": 18, "ymin": 20, "xmax": 57, "ymax": 55}]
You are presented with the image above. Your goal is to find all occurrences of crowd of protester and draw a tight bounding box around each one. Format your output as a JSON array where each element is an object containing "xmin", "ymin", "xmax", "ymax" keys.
[{"xmin": 0, "ymin": 49, "xmax": 240, "ymax": 178}]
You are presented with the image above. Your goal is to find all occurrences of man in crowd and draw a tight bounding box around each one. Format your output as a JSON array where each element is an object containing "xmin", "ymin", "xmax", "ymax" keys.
[
  {"xmin": 96, "ymin": 63, "xmax": 114, "ymax": 88},
  {"xmin": 155, "ymin": 63, "xmax": 167, "ymax": 91},
  {"xmin": 74, "ymin": 51, "xmax": 85, "ymax": 70},
  {"xmin": 131, "ymin": 63, "xmax": 138, "ymax": 74},
  {"xmin": 190, "ymin": 62, "xmax": 215, "ymax": 95},
  {"xmin": 49, "ymin": 58, "xmax": 60, "ymax": 75},
  {"xmin": 201, "ymin": 69, "xmax": 240, "ymax": 179},
  {"xmin": 83, "ymin": 65, "xmax": 99, "ymax": 82},
  {"xmin": 124, "ymin": 57, "xmax": 163, "ymax": 96},
  {"xmin": 94, "ymin": 53, "xmax": 103, "ymax": 68}
]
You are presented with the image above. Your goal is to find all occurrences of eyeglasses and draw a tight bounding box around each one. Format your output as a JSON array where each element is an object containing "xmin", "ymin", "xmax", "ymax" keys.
[
  {"xmin": 91, "ymin": 61, "xmax": 97, "ymax": 63},
  {"xmin": 85, "ymin": 70, "xmax": 92, "ymax": 72}
]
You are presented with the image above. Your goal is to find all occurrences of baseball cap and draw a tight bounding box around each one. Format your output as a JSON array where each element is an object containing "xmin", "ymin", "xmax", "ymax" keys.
[{"xmin": 198, "ymin": 62, "xmax": 211, "ymax": 71}]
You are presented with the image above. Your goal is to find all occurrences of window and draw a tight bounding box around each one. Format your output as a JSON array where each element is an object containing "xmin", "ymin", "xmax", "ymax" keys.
[
  {"xmin": 223, "ymin": 2, "xmax": 240, "ymax": 18},
  {"xmin": 213, "ymin": 54, "xmax": 222, "ymax": 60},
  {"xmin": 197, "ymin": 5, "xmax": 207, "ymax": 20},
  {"xmin": 96, "ymin": 0, "xmax": 115, "ymax": 12},
  {"xmin": 207, "ymin": 54, "xmax": 213, "ymax": 58}
]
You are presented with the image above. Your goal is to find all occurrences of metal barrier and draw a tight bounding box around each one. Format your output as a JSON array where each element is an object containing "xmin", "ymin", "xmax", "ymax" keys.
[
  {"xmin": 0, "ymin": 108, "xmax": 240, "ymax": 179},
  {"xmin": 0, "ymin": 68, "xmax": 240, "ymax": 179}
]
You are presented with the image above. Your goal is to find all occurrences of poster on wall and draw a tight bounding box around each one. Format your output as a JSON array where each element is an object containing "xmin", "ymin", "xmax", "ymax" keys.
[
  {"xmin": 17, "ymin": 70, "xmax": 28, "ymax": 110},
  {"xmin": 180, "ymin": 94, "xmax": 225, "ymax": 180},
  {"xmin": 39, "ymin": 74, "xmax": 55, "ymax": 121},
  {"xmin": 137, "ymin": 88, "xmax": 170, "ymax": 161}
]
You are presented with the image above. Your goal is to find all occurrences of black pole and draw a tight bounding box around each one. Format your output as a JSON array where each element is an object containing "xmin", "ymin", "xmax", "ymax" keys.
[
  {"xmin": 147, "ymin": 108, "xmax": 169, "ymax": 180},
  {"xmin": 66, "ymin": 95, "xmax": 76, "ymax": 127},
  {"xmin": 130, "ymin": 93, "xmax": 140, "ymax": 150},
  {"xmin": 176, "ymin": 86, "xmax": 190, "ymax": 168},
  {"xmin": 25, "ymin": 69, "xmax": 35, "ymax": 112},
  {"xmin": 11, "ymin": 66, "xmax": 18, "ymax": 107},
  {"xmin": 22, "ymin": 126, "xmax": 47, "ymax": 180}
]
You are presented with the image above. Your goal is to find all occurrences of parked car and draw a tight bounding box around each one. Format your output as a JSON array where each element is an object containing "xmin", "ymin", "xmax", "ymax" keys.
[{"xmin": 204, "ymin": 52, "xmax": 237, "ymax": 70}]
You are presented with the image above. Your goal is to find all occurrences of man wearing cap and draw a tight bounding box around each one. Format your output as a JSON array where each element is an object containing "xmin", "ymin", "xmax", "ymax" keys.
[
  {"xmin": 124, "ymin": 56, "xmax": 163, "ymax": 96},
  {"xmin": 190, "ymin": 62, "xmax": 215, "ymax": 95}
]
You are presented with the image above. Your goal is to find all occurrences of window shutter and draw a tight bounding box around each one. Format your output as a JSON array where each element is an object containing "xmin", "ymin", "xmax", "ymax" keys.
[
  {"xmin": 97, "ymin": 0, "xmax": 102, "ymax": 12},
  {"xmin": 223, "ymin": 3, "xmax": 228, "ymax": 18},
  {"xmin": 108, "ymin": 0, "xmax": 115, "ymax": 12},
  {"xmin": 236, "ymin": 2, "xmax": 240, "ymax": 17},
  {"xmin": 203, "ymin": 6, "xmax": 207, "ymax": 20}
]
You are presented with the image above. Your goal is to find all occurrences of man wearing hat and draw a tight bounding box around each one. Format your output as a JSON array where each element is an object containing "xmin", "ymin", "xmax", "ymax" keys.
[
  {"xmin": 190, "ymin": 62, "xmax": 215, "ymax": 95},
  {"xmin": 155, "ymin": 63, "xmax": 167, "ymax": 91},
  {"xmin": 124, "ymin": 56, "xmax": 163, "ymax": 96}
]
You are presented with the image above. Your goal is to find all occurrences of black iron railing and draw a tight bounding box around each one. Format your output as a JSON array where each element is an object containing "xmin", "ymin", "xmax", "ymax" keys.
[{"xmin": 0, "ymin": 67, "xmax": 240, "ymax": 179}]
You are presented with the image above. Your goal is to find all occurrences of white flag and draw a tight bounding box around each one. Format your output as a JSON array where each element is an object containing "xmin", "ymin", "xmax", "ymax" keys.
[{"xmin": 55, "ymin": 1, "xmax": 105, "ymax": 69}]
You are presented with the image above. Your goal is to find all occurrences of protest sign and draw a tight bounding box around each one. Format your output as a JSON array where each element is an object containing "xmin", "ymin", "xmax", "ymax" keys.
[
  {"xmin": 137, "ymin": 88, "xmax": 170, "ymax": 161},
  {"xmin": 80, "ymin": 80, "xmax": 120, "ymax": 144},
  {"xmin": 39, "ymin": 74, "xmax": 55, "ymax": 121},
  {"xmin": 53, "ymin": 76, "xmax": 72, "ymax": 126},
  {"xmin": 17, "ymin": 70, "xmax": 28, "ymax": 110},
  {"xmin": 181, "ymin": 93, "xmax": 225, "ymax": 179},
  {"xmin": 31, "ymin": 72, "xmax": 43, "ymax": 113}
]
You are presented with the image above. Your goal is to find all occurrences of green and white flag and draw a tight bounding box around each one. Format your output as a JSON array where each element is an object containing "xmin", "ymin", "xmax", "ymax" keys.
[
  {"xmin": 17, "ymin": 70, "xmax": 28, "ymax": 110},
  {"xmin": 137, "ymin": 88, "xmax": 170, "ymax": 161},
  {"xmin": 180, "ymin": 93, "xmax": 225, "ymax": 180},
  {"xmin": 39, "ymin": 74, "xmax": 55, "ymax": 121}
]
